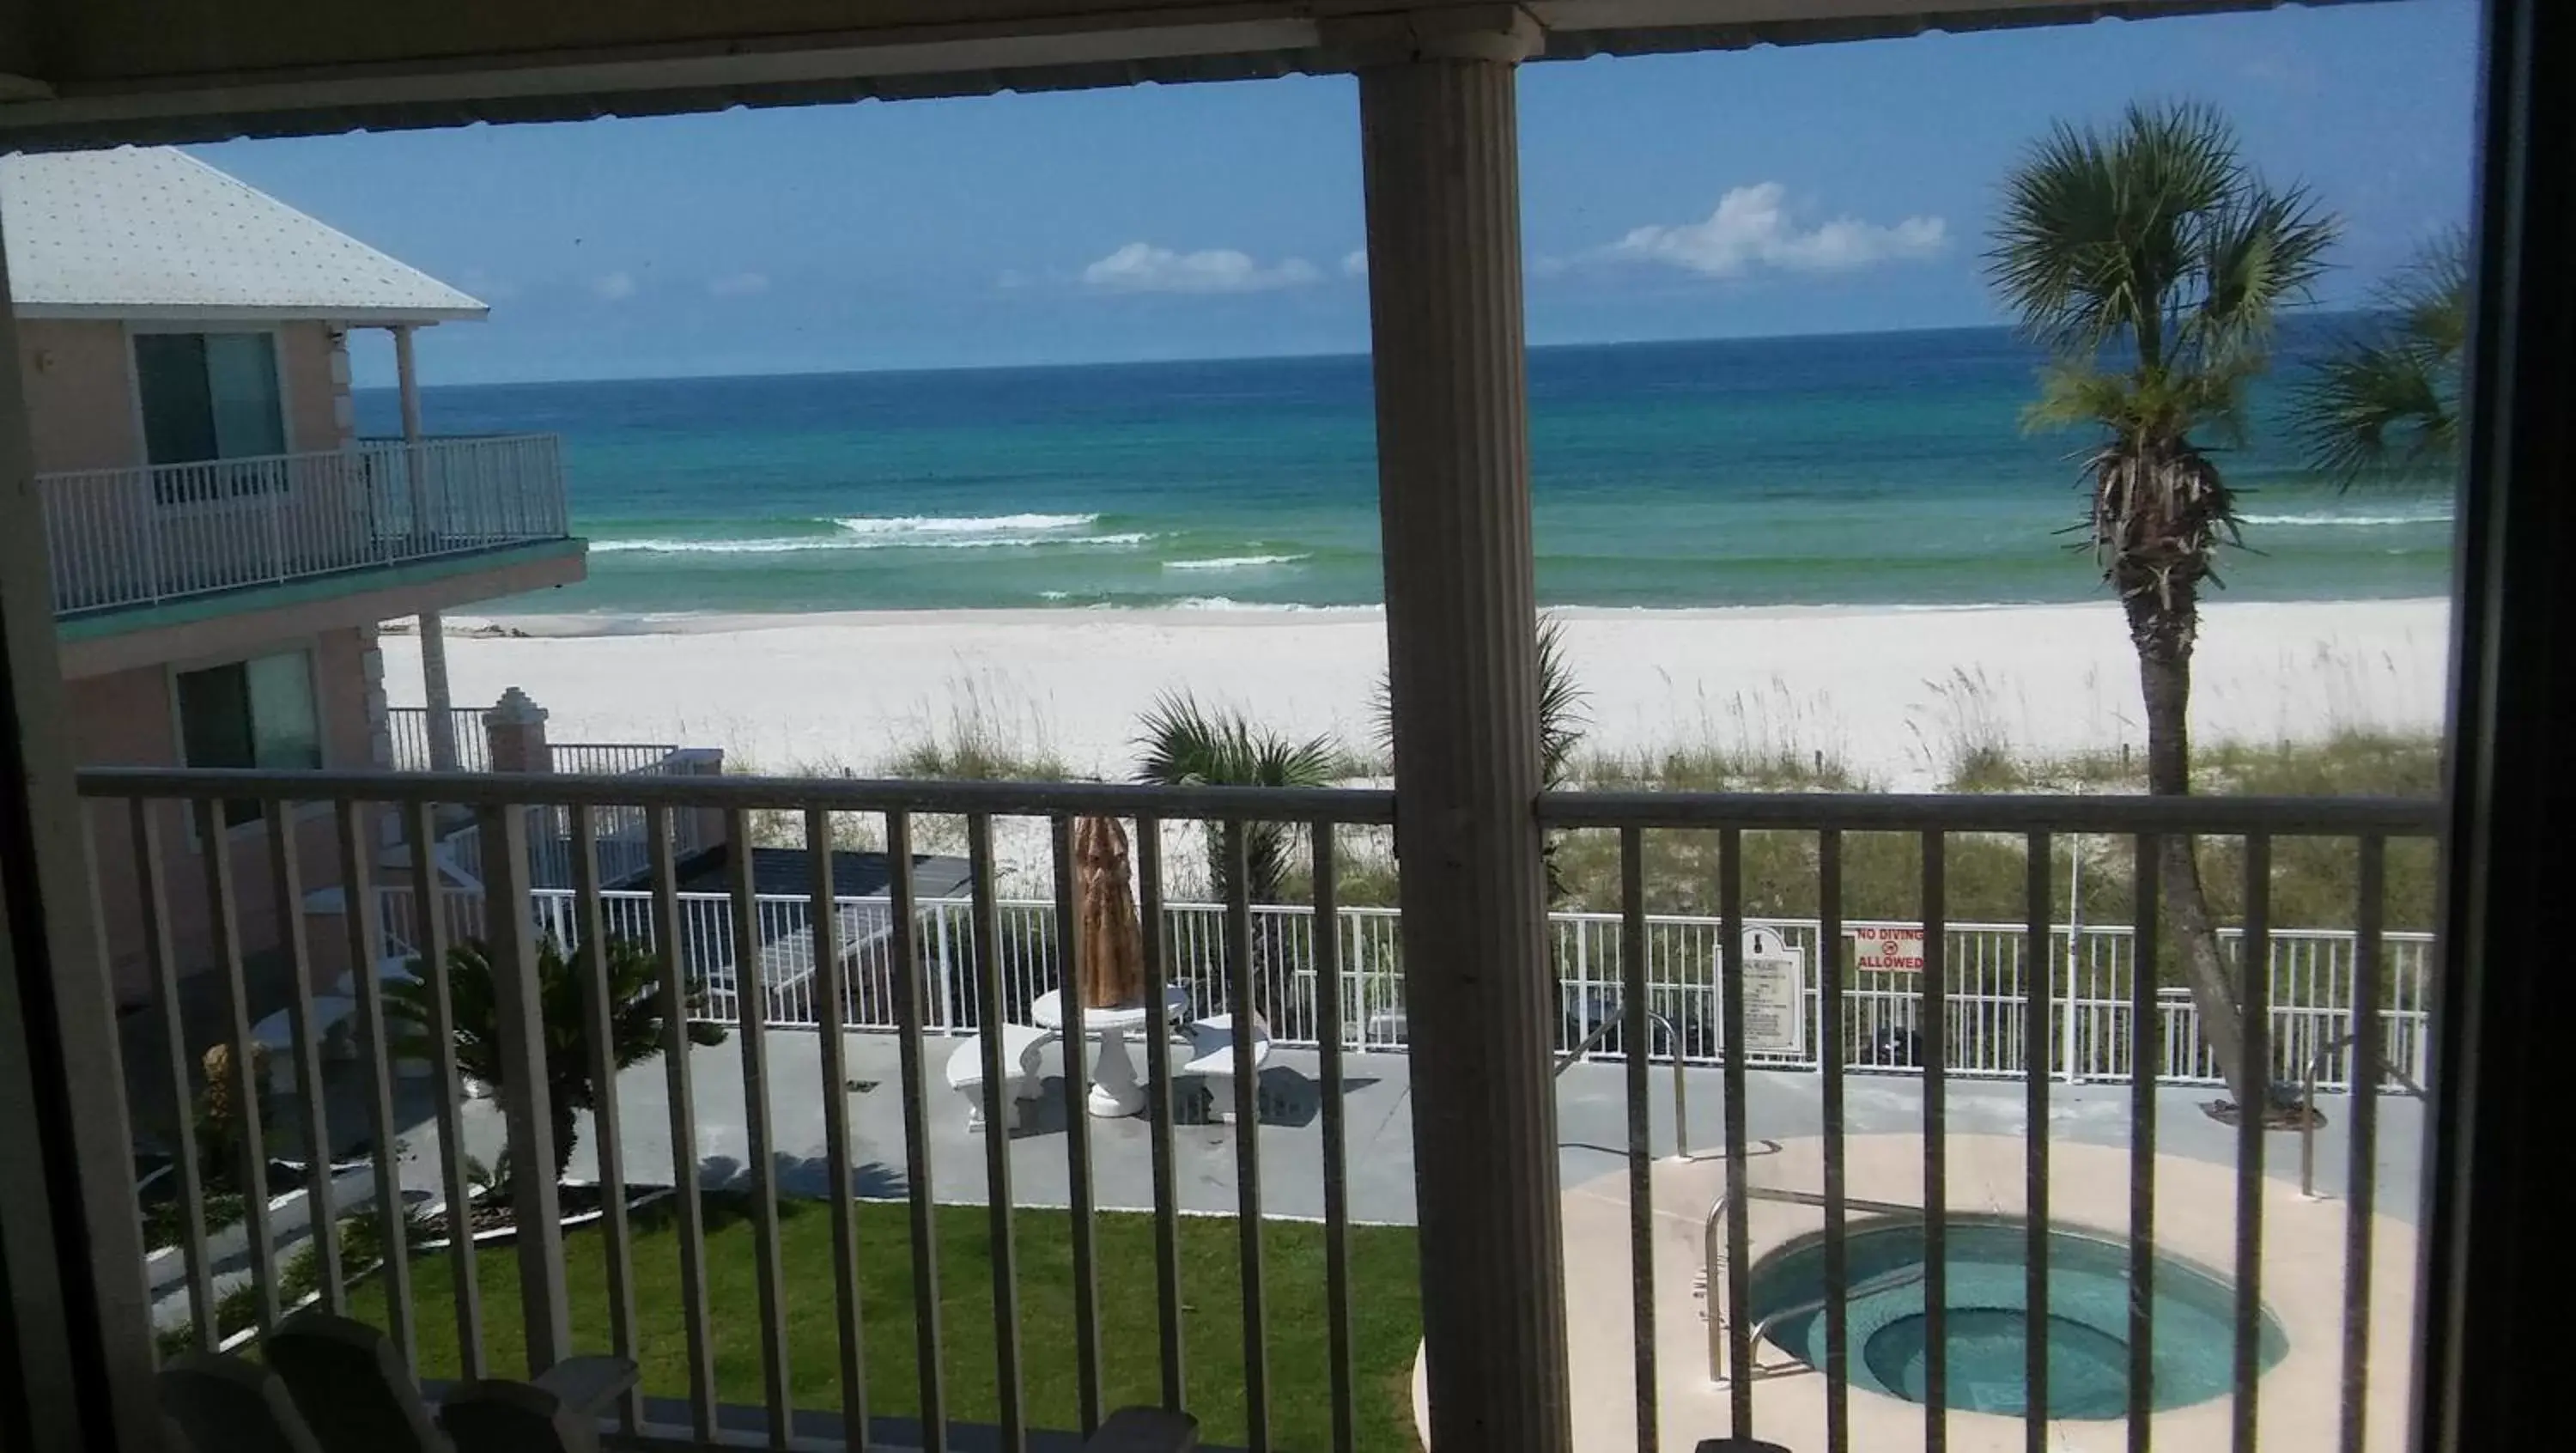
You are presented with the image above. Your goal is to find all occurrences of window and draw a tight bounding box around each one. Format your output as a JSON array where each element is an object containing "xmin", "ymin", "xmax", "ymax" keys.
[
  {"xmin": 134, "ymin": 331, "xmax": 288, "ymax": 503},
  {"xmin": 176, "ymin": 651, "xmax": 321, "ymax": 824}
]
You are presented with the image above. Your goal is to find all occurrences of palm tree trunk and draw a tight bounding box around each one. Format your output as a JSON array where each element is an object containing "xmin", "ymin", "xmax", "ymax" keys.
[
  {"xmin": 2125, "ymin": 588, "xmax": 2259, "ymax": 1109},
  {"xmin": 549, "ymin": 1094, "xmax": 579, "ymax": 1186}
]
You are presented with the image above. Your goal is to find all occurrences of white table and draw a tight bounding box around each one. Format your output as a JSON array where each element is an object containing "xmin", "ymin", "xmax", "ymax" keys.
[{"xmin": 1030, "ymin": 986, "xmax": 1190, "ymax": 1117}]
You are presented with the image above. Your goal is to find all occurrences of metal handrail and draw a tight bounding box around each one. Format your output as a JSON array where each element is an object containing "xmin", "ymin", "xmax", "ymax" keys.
[
  {"xmin": 2300, "ymin": 1030, "xmax": 2429, "ymax": 1196},
  {"xmin": 1554, "ymin": 1008, "xmax": 1691, "ymax": 1159},
  {"xmin": 1703, "ymin": 1184, "xmax": 1922, "ymax": 1384}
]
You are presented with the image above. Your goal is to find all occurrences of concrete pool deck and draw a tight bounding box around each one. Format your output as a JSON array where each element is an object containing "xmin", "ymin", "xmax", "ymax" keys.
[
  {"xmin": 1498, "ymin": 1136, "xmax": 2421, "ymax": 1453},
  {"xmin": 450, "ymin": 1030, "xmax": 2430, "ymax": 1226}
]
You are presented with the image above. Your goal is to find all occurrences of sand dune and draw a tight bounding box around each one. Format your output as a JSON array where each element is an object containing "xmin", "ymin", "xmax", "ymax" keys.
[{"xmin": 381, "ymin": 598, "xmax": 2451, "ymax": 792}]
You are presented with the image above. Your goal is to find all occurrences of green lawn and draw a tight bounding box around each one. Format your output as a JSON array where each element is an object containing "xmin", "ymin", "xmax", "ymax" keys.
[{"xmin": 344, "ymin": 1194, "xmax": 1423, "ymax": 1453}]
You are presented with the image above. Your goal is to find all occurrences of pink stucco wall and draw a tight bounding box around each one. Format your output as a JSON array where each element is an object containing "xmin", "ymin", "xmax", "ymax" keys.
[
  {"xmin": 74, "ymin": 626, "xmax": 377, "ymax": 1008},
  {"xmin": 14, "ymin": 318, "xmax": 344, "ymax": 475},
  {"xmin": 15, "ymin": 319, "xmax": 143, "ymax": 473}
]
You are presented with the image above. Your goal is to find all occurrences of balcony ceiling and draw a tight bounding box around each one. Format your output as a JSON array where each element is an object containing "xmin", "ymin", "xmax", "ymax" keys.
[{"xmin": 0, "ymin": 0, "xmax": 2371, "ymax": 149}]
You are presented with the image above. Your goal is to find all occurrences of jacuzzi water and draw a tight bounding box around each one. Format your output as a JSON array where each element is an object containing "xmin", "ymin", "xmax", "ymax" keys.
[{"xmin": 1744, "ymin": 1216, "xmax": 2288, "ymax": 1420}]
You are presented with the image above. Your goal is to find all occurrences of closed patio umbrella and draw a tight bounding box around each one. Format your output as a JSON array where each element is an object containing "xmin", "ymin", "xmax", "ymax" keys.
[{"xmin": 1074, "ymin": 815, "xmax": 1148, "ymax": 1009}]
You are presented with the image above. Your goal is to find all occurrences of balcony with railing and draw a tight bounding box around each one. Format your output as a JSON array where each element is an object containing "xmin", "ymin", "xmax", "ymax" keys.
[
  {"xmin": 39, "ymin": 434, "xmax": 569, "ymax": 617},
  {"xmin": 76, "ymin": 763, "xmax": 2439, "ymax": 1453}
]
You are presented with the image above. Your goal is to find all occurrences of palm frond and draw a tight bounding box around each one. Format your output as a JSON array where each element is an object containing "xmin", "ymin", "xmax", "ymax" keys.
[
  {"xmin": 1134, "ymin": 693, "xmax": 1337, "ymax": 903},
  {"xmin": 1534, "ymin": 614, "xmax": 1589, "ymax": 790},
  {"xmin": 1987, "ymin": 100, "xmax": 2336, "ymax": 447},
  {"xmin": 2290, "ymin": 231, "xmax": 2469, "ymax": 486}
]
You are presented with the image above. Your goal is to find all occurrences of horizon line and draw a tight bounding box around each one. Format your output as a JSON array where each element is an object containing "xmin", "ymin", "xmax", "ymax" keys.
[{"xmin": 361, "ymin": 307, "xmax": 2379, "ymax": 393}]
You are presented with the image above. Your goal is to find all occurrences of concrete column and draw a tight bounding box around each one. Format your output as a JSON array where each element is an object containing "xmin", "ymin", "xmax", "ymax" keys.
[
  {"xmin": 1348, "ymin": 12, "xmax": 1567, "ymax": 1452},
  {"xmin": 483, "ymin": 687, "xmax": 553, "ymax": 775},
  {"xmin": 0, "ymin": 170, "xmax": 160, "ymax": 1450},
  {"xmin": 395, "ymin": 325, "xmax": 459, "ymax": 770},
  {"xmin": 326, "ymin": 325, "xmax": 356, "ymax": 448}
]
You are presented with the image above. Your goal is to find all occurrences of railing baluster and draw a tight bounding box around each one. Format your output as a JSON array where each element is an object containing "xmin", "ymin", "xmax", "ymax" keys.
[
  {"xmin": 404, "ymin": 802, "xmax": 482, "ymax": 1377},
  {"xmin": 2233, "ymin": 834, "xmax": 2272, "ymax": 1453},
  {"xmin": 266, "ymin": 801, "xmax": 342, "ymax": 1311},
  {"xmin": 133, "ymin": 800, "xmax": 216, "ymax": 1353},
  {"xmin": 1309, "ymin": 820, "xmax": 1356, "ymax": 1453},
  {"xmin": 2024, "ymin": 832, "xmax": 2051, "ymax": 1444},
  {"xmin": 1050, "ymin": 816, "xmax": 1104, "ymax": 1435},
  {"xmin": 568, "ymin": 808, "xmax": 641, "ymax": 1432},
  {"xmin": 968, "ymin": 813, "xmax": 1027, "ymax": 1453},
  {"xmin": 1223, "ymin": 820, "xmax": 1271, "ymax": 1453},
  {"xmin": 1719, "ymin": 827, "xmax": 1753, "ymax": 1438},
  {"xmin": 1921, "ymin": 829, "xmax": 1948, "ymax": 1453},
  {"xmin": 477, "ymin": 802, "xmax": 569, "ymax": 1372},
  {"xmin": 724, "ymin": 809, "xmax": 793, "ymax": 1445},
  {"xmin": 1819, "ymin": 830, "xmax": 1849, "ymax": 1453},
  {"xmin": 648, "ymin": 806, "xmax": 718, "ymax": 1438},
  {"xmin": 2128, "ymin": 836, "xmax": 2160, "ymax": 1453},
  {"xmin": 2340, "ymin": 835, "xmax": 2385, "ymax": 1453},
  {"xmin": 808, "ymin": 809, "xmax": 870, "ymax": 1450},
  {"xmin": 197, "ymin": 799, "xmax": 278, "ymax": 1334},
  {"xmin": 885, "ymin": 812, "xmax": 949, "ymax": 1453},
  {"xmin": 1619, "ymin": 827, "xmax": 1657, "ymax": 1453},
  {"xmin": 1138, "ymin": 815, "xmax": 1188, "ymax": 1410}
]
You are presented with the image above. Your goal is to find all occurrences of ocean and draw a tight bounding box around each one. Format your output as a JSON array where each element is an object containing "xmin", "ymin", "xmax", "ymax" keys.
[{"xmin": 356, "ymin": 323, "xmax": 2456, "ymax": 617}]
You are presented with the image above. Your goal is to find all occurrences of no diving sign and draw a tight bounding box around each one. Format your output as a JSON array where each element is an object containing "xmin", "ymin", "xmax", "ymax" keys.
[{"xmin": 1852, "ymin": 926, "xmax": 1927, "ymax": 973}]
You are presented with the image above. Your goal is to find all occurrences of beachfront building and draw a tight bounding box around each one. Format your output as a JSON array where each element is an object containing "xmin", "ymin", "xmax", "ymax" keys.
[
  {"xmin": 0, "ymin": 5, "xmax": 2558, "ymax": 1453},
  {"xmin": 4, "ymin": 147, "xmax": 583, "ymax": 1004}
]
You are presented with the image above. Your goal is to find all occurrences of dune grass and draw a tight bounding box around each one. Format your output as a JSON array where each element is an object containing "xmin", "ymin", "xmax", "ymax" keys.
[{"xmin": 341, "ymin": 1193, "xmax": 1423, "ymax": 1453}]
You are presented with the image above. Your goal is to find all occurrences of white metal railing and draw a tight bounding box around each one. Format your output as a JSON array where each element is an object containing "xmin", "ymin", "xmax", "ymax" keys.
[
  {"xmin": 39, "ymin": 434, "xmax": 568, "ymax": 615},
  {"xmin": 374, "ymin": 886, "xmax": 2433, "ymax": 1091},
  {"xmin": 386, "ymin": 707, "xmax": 491, "ymax": 773},
  {"xmin": 386, "ymin": 706, "xmax": 683, "ymax": 781},
  {"xmin": 75, "ymin": 763, "xmax": 2440, "ymax": 1453}
]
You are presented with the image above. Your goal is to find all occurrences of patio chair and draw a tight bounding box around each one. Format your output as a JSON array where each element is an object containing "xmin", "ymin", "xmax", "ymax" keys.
[
  {"xmin": 434, "ymin": 1360, "xmax": 641, "ymax": 1453},
  {"xmin": 158, "ymin": 1352, "xmax": 328, "ymax": 1453},
  {"xmin": 264, "ymin": 1310, "xmax": 449, "ymax": 1453},
  {"xmin": 266, "ymin": 1308, "xmax": 635, "ymax": 1453}
]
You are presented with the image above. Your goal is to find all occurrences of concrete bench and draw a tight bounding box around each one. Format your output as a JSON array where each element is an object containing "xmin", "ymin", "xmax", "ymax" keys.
[
  {"xmin": 1179, "ymin": 1013, "xmax": 1272, "ymax": 1124},
  {"xmin": 945, "ymin": 1024, "xmax": 1056, "ymax": 1132}
]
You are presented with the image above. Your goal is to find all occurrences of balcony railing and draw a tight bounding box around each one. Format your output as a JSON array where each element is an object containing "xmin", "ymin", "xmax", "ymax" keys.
[
  {"xmin": 39, "ymin": 434, "xmax": 568, "ymax": 616},
  {"xmin": 72, "ymin": 764, "xmax": 2442, "ymax": 1453}
]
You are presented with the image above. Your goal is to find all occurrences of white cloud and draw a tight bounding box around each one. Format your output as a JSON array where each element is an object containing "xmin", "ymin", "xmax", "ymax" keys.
[
  {"xmin": 1081, "ymin": 242, "xmax": 1322, "ymax": 295},
  {"xmin": 708, "ymin": 271, "xmax": 769, "ymax": 298},
  {"xmin": 1607, "ymin": 183, "xmax": 1947, "ymax": 277},
  {"xmin": 591, "ymin": 271, "xmax": 638, "ymax": 301},
  {"xmin": 1341, "ymin": 249, "xmax": 1369, "ymax": 278}
]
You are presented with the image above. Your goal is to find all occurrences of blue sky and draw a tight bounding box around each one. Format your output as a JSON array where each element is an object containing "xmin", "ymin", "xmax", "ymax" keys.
[{"xmin": 194, "ymin": 0, "xmax": 2481, "ymax": 386}]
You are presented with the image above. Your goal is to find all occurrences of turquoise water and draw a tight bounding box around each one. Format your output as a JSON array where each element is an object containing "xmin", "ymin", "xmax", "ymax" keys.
[
  {"xmin": 359, "ymin": 323, "xmax": 2454, "ymax": 617},
  {"xmin": 1747, "ymin": 1216, "xmax": 2289, "ymax": 1420}
]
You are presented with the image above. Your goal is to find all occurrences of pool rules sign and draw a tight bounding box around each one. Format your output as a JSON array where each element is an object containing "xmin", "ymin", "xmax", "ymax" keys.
[{"xmin": 1736, "ymin": 927, "xmax": 1806, "ymax": 1058}]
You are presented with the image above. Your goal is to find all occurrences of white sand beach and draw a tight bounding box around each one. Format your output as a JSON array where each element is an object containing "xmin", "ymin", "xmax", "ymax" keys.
[{"xmin": 382, "ymin": 597, "xmax": 2451, "ymax": 792}]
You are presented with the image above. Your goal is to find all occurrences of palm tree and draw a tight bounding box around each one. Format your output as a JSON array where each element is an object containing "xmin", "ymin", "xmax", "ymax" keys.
[
  {"xmin": 385, "ymin": 936, "xmax": 727, "ymax": 1189},
  {"xmin": 2293, "ymin": 231, "xmax": 2468, "ymax": 484},
  {"xmin": 1133, "ymin": 692, "xmax": 1339, "ymax": 904},
  {"xmin": 1986, "ymin": 101, "xmax": 2339, "ymax": 1113}
]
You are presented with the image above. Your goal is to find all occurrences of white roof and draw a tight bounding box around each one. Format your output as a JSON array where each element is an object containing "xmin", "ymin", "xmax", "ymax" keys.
[{"xmin": 0, "ymin": 147, "xmax": 486, "ymax": 325}]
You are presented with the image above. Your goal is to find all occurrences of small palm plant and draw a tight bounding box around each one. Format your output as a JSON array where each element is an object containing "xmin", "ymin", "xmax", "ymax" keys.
[
  {"xmin": 1986, "ymin": 100, "xmax": 2339, "ymax": 1114},
  {"xmin": 384, "ymin": 936, "xmax": 727, "ymax": 1191},
  {"xmin": 2293, "ymin": 230, "xmax": 2468, "ymax": 484},
  {"xmin": 1134, "ymin": 692, "xmax": 1340, "ymax": 904}
]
